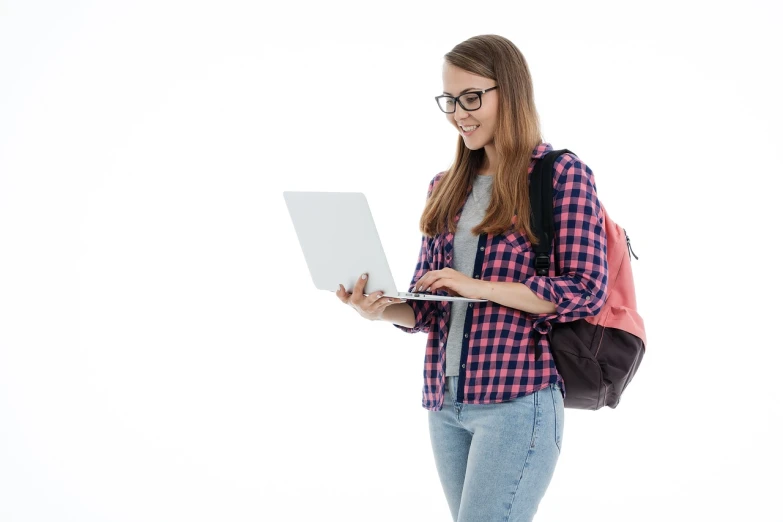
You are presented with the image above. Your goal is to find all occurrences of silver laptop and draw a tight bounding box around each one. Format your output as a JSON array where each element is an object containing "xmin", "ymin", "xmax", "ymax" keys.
[{"xmin": 282, "ymin": 191, "xmax": 488, "ymax": 302}]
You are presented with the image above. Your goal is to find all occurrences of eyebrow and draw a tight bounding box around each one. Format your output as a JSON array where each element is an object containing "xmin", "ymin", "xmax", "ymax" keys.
[{"xmin": 442, "ymin": 87, "xmax": 482, "ymax": 95}]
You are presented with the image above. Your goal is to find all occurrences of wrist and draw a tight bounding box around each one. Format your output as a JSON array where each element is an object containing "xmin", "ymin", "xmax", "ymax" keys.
[{"xmin": 477, "ymin": 279, "xmax": 491, "ymax": 300}]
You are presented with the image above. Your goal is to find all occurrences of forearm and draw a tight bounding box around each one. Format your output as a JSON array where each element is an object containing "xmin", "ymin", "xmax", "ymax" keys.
[
  {"xmin": 381, "ymin": 302, "xmax": 416, "ymax": 328},
  {"xmin": 479, "ymin": 280, "xmax": 557, "ymax": 314}
]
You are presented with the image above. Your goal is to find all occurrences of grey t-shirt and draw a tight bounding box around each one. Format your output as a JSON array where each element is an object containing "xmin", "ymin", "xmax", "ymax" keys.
[{"xmin": 445, "ymin": 174, "xmax": 493, "ymax": 376}]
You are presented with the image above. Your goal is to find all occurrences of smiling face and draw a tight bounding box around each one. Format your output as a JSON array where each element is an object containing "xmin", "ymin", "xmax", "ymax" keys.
[{"xmin": 441, "ymin": 62, "xmax": 499, "ymax": 151}]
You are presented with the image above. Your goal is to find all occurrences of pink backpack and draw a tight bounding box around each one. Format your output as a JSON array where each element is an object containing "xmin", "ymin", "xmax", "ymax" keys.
[{"xmin": 531, "ymin": 149, "xmax": 646, "ymax": 409}]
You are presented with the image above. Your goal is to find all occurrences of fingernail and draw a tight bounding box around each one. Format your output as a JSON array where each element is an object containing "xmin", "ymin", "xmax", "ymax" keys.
[
  {"xmin": 400, "ymin": 299, "xmax": 407, "ymax": 302},
  {"xmin": 362, "ymin": 274, "xmax": 367, "ymax": 279}
]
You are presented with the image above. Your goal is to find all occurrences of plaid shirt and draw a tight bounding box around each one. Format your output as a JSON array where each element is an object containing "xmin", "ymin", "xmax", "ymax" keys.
[{"xmin": 393, "ymin": 142, "xmax": 608, "ymax": 411}]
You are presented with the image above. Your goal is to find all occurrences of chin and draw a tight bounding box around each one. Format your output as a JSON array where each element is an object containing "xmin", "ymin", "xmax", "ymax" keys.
[{"xmin": 462, "ymin": 139, "xmax": 486, "ymax": 150}]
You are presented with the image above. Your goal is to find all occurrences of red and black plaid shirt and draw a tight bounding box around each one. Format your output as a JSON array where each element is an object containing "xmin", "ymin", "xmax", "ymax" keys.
[{"xmin": 394, "ymin": 142, "xmax": 608, "ymax": 411}]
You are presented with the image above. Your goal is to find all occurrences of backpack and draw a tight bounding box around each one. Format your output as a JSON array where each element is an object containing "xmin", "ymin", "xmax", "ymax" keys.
[{"xmin": 529, "ymin": 149, "xmax": 646, "ymax": 410}]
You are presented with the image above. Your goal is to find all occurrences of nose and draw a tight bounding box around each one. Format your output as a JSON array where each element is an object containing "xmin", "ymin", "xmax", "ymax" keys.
[{"xmin": 454, "ymin": 102, "xmax": 469, "ymax": 121}]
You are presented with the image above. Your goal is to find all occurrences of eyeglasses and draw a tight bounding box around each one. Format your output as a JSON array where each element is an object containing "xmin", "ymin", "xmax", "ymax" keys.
[{"xmin": 434, "ymin": 86, "xmax": 499, "ymax": 113}]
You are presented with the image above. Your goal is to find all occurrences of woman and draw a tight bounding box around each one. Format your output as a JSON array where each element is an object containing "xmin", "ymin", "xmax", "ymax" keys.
[{"xmin": 336, "ymin": 34, "xmax": 608, "ymax": 521}]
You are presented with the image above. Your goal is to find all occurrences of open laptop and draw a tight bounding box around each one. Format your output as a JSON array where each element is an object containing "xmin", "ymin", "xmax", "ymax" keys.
[{"xmin": 282, "ymin": 191, "xmax": 488, "ymax": 302}]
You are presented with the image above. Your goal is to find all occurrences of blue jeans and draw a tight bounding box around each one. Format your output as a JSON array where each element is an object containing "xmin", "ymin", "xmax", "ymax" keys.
[{"xmin": 428, "ymin": 376, "xmax": 564, "ymax": 522}]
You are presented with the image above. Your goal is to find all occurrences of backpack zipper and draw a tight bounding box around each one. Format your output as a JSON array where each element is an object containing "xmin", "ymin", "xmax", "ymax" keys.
[{"xmin": 623, "ymin": 228, "xmax": 639, "ymax": 260}]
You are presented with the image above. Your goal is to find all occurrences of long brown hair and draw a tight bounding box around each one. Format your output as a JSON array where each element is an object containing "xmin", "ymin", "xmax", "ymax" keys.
[{"xmin": 420, "ymin": 35, "xmax": 545, "ymax": 245}]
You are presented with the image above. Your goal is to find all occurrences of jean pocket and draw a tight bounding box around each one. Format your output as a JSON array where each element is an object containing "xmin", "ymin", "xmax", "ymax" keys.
[{"xmin": 551, "ymin": 385, "xmax": 564, "ymax": 453}]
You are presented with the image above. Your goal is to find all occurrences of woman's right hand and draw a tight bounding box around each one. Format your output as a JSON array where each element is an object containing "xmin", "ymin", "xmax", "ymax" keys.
[{"xmin": 336, "ymin": 273, "xmax": 406, "ymax": 322}]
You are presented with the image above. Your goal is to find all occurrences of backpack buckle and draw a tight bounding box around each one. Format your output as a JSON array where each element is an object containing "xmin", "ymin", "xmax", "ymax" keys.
[{"xmin": 534, "ymin": 253, "xmax": 550, "ymax": 275}]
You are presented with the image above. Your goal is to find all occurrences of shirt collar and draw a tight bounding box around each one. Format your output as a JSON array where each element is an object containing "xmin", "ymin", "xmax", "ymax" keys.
[{"xmin": 532, "ymin": 141, "xmax": 553, "ymax": 159}]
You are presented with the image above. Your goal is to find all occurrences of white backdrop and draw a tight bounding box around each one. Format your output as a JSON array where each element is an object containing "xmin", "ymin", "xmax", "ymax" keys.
[{"xmin": 1, "ymin": 1, "xmax": 781, "ymax": 521}]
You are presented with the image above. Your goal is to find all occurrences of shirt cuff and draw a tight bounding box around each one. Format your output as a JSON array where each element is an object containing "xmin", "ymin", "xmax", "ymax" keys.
[
  {"xmin": 521, "ymin": 275, "xmax": 599, "ymax": 334},
  {"xmin": 392, "ymin": 298, "xmax": 434, "ymax": 334}
]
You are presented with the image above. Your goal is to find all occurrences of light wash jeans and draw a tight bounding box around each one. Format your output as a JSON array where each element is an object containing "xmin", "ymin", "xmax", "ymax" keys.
[{"xmin": 428, "ymin": 375, "xmax": 564, "ymax": 522}]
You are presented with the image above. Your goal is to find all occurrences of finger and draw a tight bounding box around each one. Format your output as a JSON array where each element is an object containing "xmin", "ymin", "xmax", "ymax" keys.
[
  {"xmin": 414, "ymin": 271, "xmax": 429, "ymax": 292},
  {"xmin": 425, "ymin": 271, "xmax": 443, "ymax": 291},
  {"xmin": 418, "ymin": 274, "xmax": 437, "ymax": 292},
  {"xmin": 372, "ymin": 295, "xmax": 405, "ymax": 312},
  {"xmin": 433, "ymin": 285, "xmax": 456, "ymax": 297},
  {"xmin": 368, "ymin": 289, "xmax": 393, "ymax": 303},
  {"xmin": 336, "ymin": 284, "xmax": 348, "ymax": 303},
  {"xmin": 350, "ymin": 273, "xmax": 368, "ymax": 301},
  {"xmin": 356, "ymin": 273, "xmax": 369, "ymax": 294},
  {"xmin": 431, "ymin": 276, "xmax": 452, "ymax": 293},
  {"xmin": 368, "ymin": 291, "xmax": 387, "ymax": 309}
]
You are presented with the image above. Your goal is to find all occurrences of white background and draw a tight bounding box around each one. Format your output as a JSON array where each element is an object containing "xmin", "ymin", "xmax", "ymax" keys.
[{"xmin": 1, "ymin": 1, "xmax": 781, "ymax": 520}]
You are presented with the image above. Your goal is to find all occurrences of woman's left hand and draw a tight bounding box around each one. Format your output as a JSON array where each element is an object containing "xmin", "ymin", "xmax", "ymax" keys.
[{"xmin": 414, "ymin": 268, "xmax": 486, "ymax": 300}]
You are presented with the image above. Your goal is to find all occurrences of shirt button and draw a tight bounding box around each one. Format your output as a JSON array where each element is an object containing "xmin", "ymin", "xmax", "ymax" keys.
[
  {"xmin": 464, "ymin": 333, "xmax": 469, "ymax": 338},
  {"xmin": 462, "ymin": 364, "xmax": 466, "ymax": 368},
  {"xmin": 469, "ymin": 303, "xmax": 473, "ymax": 308},
  {"xmin": 473, "ymin": 274, "xmax": 479, "ymax": 278},
  {"xmin": 479, "ymin": 246, "xmax": 484, "ymax": 251}
]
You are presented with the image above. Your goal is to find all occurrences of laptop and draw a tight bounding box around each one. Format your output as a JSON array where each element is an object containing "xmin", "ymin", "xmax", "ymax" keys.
[{"xmin": 282, "ymin": 191, "xmax": 488, "ymax": 302}]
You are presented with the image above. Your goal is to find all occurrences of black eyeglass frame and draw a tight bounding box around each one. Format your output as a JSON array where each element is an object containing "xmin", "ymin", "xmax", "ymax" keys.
[{"xmin": 434, "ymin": 86, "xmax": 499, "ymax": 113}]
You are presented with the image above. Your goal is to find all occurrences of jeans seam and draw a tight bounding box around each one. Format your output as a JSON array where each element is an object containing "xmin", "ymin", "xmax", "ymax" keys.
[{"xmin": 505, "ymin": 389, "xmax": 540, "ymax": 520}]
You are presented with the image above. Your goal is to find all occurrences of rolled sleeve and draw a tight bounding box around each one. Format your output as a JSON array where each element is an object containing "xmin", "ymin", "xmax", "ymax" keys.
[
  {"xmin": 392, "ymin": 239, "xmax": 435, "ymax": 334},
  {"xmin": 393, "ymin": 176, "xmax": 439, "ymax": 334},
  {"xmin": 522, "ymin": 156, "xmax": 609, "ymax": 334}
]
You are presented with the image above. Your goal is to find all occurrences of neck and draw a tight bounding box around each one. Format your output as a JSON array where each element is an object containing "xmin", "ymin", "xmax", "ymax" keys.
[{"xmin": 479, "ymin": 143, "xmax": 498, "ymax": 175}]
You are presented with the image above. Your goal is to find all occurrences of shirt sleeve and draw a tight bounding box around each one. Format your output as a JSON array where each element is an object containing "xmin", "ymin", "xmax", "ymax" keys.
[
  {"xmin": 393, "ymin": 176, "xmax": 439, "ymax": 334},
  {"xmin": 521, "ymin": 155, "xmax": 609, "ymax": 335}
]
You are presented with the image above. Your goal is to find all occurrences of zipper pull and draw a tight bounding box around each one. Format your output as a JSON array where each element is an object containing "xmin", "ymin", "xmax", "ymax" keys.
[{"xmin": 623, "ymin": 228, "xmax": 639, "ymax": 260}]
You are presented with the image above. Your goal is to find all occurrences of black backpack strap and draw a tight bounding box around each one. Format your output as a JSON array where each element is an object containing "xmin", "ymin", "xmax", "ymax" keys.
[
  {"xmin": 529, "ymin": 148, "xmax": 573, "ymax": 360},
  {"xmin": 530, "ymin": 149, "xmax": 573, "ymax": 276}
]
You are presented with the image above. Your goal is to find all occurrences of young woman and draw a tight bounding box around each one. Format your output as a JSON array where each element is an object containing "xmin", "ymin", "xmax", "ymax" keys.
[{"xmin": 336, "ymin": 34, "xmax": 608, "ymax": 522}]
